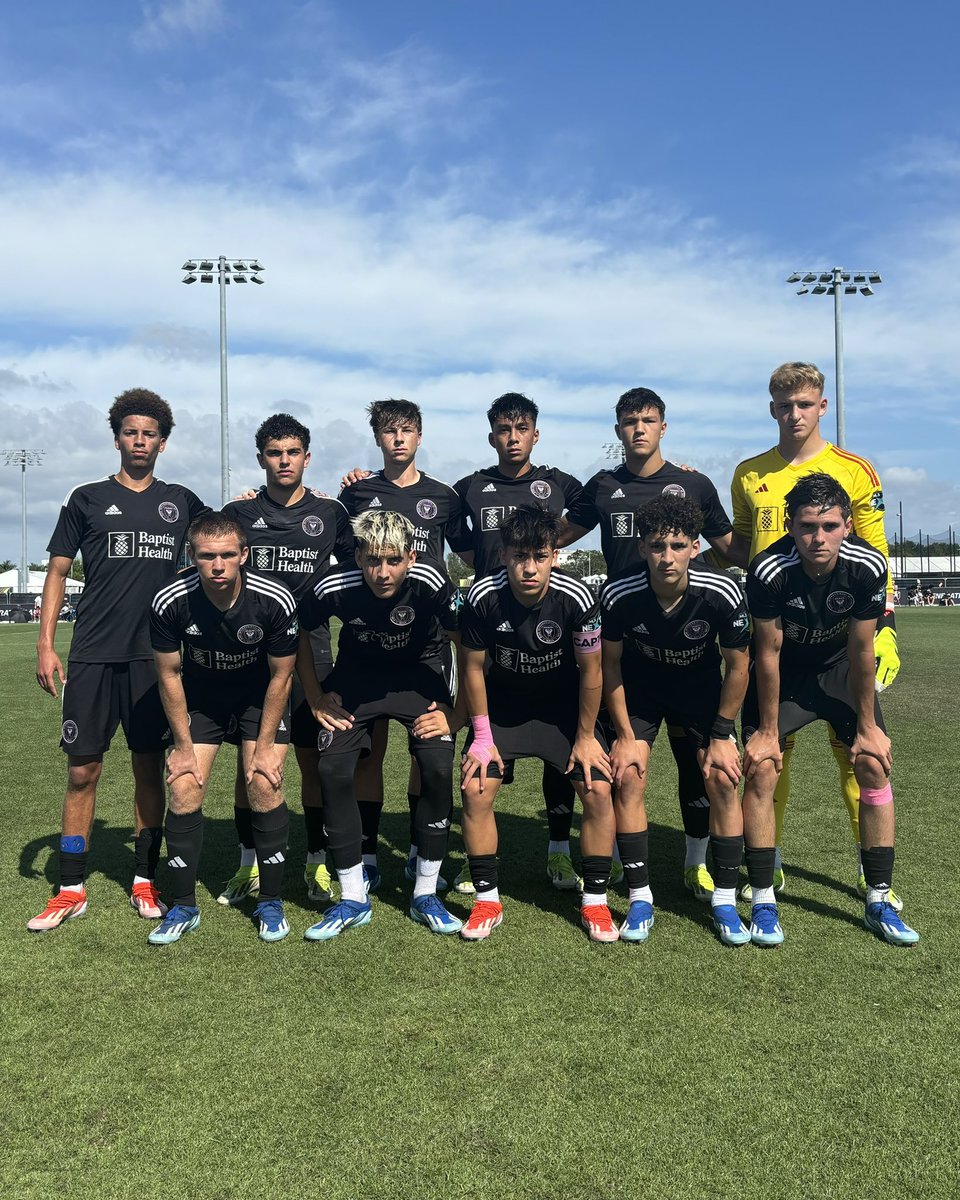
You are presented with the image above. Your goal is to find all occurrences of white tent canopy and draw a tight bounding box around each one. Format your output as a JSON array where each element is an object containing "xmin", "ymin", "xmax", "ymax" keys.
[{"xmin": 0, "ymin": 569, "xmax": 84, "ymax": 594}]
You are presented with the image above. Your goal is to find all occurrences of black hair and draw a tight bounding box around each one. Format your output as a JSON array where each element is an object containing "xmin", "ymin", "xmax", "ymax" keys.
[
  {"xmin": 108, "ymin": 388, "xmax": 174, "ymax": 438},
  {"xmin": 615, "ymin": 387, "xmax": 665, "ymax": 422},
  {"xmin": 487, "ymin": 392, "xmax": 539, "ymax": 428},
  {"xmin": 499, "ymin": 504, "xmax": 561, "ymax": 551},
  {"xmin": 785, "ymin": 472, "xmax": 852, "ymax": 521},
  {"xmin": 255, "ymin": 413, "xmax": 311, "ymax": 453},
  {"xmin": 635, "ymin": 494, "xmax": 703, "ymax": 541}
]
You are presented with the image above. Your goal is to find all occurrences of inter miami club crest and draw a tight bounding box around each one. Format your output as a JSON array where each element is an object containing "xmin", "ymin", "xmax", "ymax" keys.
[
  {"xmin": 416, "ymin": 499, "xmax": 438, "ymax": 520},
  {"xmin": 317, "ymin": 729, "xmax": 334, "ymax": 751},
  {"xmin": 301, "ymin": 515, "xmax": 324, "ymax": 537},
  {"xmin": 237, "ymin": 624, "xmax": 264, "ymax": 643},
  {"xmin": 826, "ymin": 591, "xmax": 855, "ymax": 614},
  {"xmin": 683, "ymin": 619, "xmax": 710, "ymax": 640},
  {"xmin": 158, "ymin": 502, "xmax": 180, "ymax": 523},
  {"xmin": 390, "ymin": 605, "xmax": 415, "ymax": 626},
  {"xmin": 536, "ymin": 619, "xmax": 562, "ymax": 644},
  {"xmin": 662, "ymin": 483, "xmax": 686, "ymax": 498},
  {"xmin": 530, "ymin": 480, "xmax": 552, "ymax": 501},
  {"xmin": 61, "ymin": 720, "xmax": 79, "ymax": 744}
]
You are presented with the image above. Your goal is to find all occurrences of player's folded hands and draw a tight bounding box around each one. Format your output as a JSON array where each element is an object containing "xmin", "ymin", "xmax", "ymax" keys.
[{"xmin": 312, "ymin": 691, "xmax": 354, "ymax": 732}]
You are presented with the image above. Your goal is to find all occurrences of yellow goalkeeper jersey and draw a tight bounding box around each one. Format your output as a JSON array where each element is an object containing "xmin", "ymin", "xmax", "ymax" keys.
[{"xmin": 731, "ymin": 442, "xmax": 892, "ymax": 588}]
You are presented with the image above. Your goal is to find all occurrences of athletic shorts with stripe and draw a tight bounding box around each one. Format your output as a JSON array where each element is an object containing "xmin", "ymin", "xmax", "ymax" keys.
[{"xmin": 167, "ymin": 678, "xmax": 292, "ymax": 746}]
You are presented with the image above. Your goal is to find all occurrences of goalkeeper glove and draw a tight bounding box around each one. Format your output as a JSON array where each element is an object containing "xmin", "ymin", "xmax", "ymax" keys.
[{"xmin": 874, "ymin": 610, "xmax": 900, "ymax": 692}]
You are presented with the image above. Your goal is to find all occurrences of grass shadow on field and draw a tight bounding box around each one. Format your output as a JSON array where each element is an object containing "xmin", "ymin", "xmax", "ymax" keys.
[{"xmin": 778, "ymin": 859, "xmax": 866, "ymax": 931}]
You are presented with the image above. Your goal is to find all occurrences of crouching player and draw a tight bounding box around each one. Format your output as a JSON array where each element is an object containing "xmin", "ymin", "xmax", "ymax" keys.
[
  {"xmin": 296, "ymin": 510, "xmax": 462, "ymax": 940},
  {"xmin": 742, "ymin": 473, "xmax": 918, "ymax": 946},
  {"xmin": 459, "ymin": 506, "xmax": 616, "ymax": 942},
  {"xmin": 601, "ymin": 496, "xmax": 751, "ymax": 943},
  {"xmin": 148, "ymin": 513, "xmax": 299, "ymax": 944}
]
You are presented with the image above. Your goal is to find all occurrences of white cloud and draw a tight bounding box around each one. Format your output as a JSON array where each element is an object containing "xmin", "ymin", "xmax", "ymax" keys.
[{"xmin": 134, "ymin": 0, "xmax": 224, "ymax": 49}]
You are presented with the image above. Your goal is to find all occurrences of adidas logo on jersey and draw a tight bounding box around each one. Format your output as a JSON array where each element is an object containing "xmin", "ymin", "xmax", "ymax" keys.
[
  {"xmin": 185, "ymin": 623, "xmax": 201, "ymax": 635},
  {"xmin": 755, "ymin": 483, "xmax": 769, "ymax": 494},
  {"xmin": 252, "ymin": 517, "xmax": 268, "ymax": 528},
  {"xmin": 369, "ymin": 497, "xmax": 382, "ymax": 507},
  {"xmin": 610, "ymin": 488, "xmax": 625, "ymax": 499},
  {"xmin": 786, "ymin": 596, "xmax": 805, "ymax": 609},
  {"xmin": 496, "ymin": 621, "xmax": 514, "ymax": 632},
  {"xmin": 349, "ymin": 617, "xmax": 365, "ymax": 625},
  {"xmin": 632, "ymin": 623, "xmax": 649, "ymax": 633},
  {"xmin": 104, "ymin": 504, "xmax": 122, "ymax": 515},
  {"xmin": 482, "ymin": 483, "xmax": 496, "ymax": 492}
]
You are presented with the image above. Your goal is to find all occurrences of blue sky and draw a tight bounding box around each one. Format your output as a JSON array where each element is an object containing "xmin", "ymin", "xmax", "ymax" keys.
[{"xmin": 2, "ymin": 0, "xmax": 959, "ymax": 565}]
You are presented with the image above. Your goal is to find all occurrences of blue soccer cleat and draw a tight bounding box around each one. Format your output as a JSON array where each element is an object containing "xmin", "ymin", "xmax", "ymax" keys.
[
  {"xmin": 712, "ymin": 903, "xmax": 750, "ymax": 946},
  {"xmin": 362, "ymin": 864, "xmax": 382, "ymax": 895},
  {"xmin": 749, "ymin": 903, "xmax": 784, "ymax": 947},
  {"xmin": 864, "ymin": 901, "xmax": 920, "ymax": 946},
  {"xmin": 409, "ymin": 893, "xmax": 463, "ymax": 935},
  {"xmin": 304, "ymin": 899, "xmax": 372, "ymax": 942},
  {"xmin": 147, "ymin": 904, "xmax": 201, "ymax": 945},
  {"xmin": 254, "ymin": 899, "xmax": 290, "ymax": 943},
  {"xmin": 619, "ymin": 900, "xmax": 655, "ymax": 943},
  {"xmin": 404, "ymin": 857, "xmax": 448, "ymax": 891}
]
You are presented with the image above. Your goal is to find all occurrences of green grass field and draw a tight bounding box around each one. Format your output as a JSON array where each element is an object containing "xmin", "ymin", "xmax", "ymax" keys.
[{"xmin": 3, "ymin": 612, "xmax": 958, "ymax": 1200}]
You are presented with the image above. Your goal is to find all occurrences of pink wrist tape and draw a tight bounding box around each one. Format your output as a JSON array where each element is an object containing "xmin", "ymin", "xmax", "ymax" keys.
[
  {"xmin": 860, "ymin": 783, "xmax": 893, "ymax": 806},
  {"xmin": 470, "ymin": 715, "xmax": 495, "ymax": 765}
]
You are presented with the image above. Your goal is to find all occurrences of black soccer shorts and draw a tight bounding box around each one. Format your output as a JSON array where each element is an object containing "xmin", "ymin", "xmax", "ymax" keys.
[
  {"xmin": 741, "ymin": 659, "xmax": 885, "ymax": 750},
  {"xmin": 60, "ymin": 659, "xmax": 168, "ymax": 756}
]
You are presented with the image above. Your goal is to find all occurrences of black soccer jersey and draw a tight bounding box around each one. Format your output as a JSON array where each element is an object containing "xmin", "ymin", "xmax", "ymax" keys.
[
  {"xmin": 223, "ymin": 488, "xmax": 353, "ymax": 600},
  {"xmin": 150, "ymin": 569, "xmax": 299, "ymax": 685},
  {"xmin": 746, "ymin": 533, "xmax": 887, "ymax": 672},
  {"xmin": 602, "ymin": 562, "xmax": 749, "ymax": 692},
  {"xmin": 47, "ymin": 477, "xmax": 208, "ymax": 664},
  {"xmin": 450, "ymin": 464, "xmax": 584, "ymax": 579},
  {"xmin": 337, "ymin": 471, "xmax": 460, "ymax": 568},
  {"xmin": 299, "ymin": 560, "xmax": 458, "ymax": 671},
  {"xmin": 565, "ymin": 462, "xmax": 733, "ymax": 581},
  {"xmin": 461, "ymin": 569, "xmax": 600, "ymax": 700}
]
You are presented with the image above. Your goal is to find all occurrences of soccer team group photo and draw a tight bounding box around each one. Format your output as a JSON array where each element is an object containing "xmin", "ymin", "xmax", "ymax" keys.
[{"xmin": 26, "ymin": 364, "xmax": 919, "ymax": 951}]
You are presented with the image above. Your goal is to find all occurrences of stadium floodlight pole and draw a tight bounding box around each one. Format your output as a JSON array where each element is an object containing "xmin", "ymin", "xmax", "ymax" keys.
[
  {"xmin": 603, "ymin": 442, "xmax": 625, "ymax": 464},
  {"xmin": 2, "ymin": 449, "xmax": 45, "ymax": 592},
  {"xmin": 181, "ymin": 256, "xmax": 265, "ymax": 505},
  {"xmin": 786, "ymin": 268, "xmax": 882, "ymax": 449}
]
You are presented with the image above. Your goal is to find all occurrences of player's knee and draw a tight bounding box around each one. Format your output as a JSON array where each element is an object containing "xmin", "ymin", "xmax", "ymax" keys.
[
  {"xmin": 414, "ymin": 746, "xmax": 453, "ymax": 799},
  {"xmin": 66, "ymin": 760, "xmax": 102, "ymax": 790}
]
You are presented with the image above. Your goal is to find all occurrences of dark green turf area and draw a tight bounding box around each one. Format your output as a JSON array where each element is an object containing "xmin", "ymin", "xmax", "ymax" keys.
[{"xmin": 3, "ymin": 612, "xmax": 958, "ymax": 1199}]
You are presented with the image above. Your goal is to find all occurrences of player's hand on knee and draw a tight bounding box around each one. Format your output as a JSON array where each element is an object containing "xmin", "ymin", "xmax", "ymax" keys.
[
  {"xmin": 247, "ymin": 744, "xmax": 285, "ymax": 789},
  {"xmin": 567, "ymin": 737, "xmax": 612, "ymax": 790},
  {"xmin": 850, "ymin": 726, "xmax": 892, "ymax": 776},
  {"xmin": 461, "ymin": 745, "xmax": 502, "ymax": 792},
  {"xmin": 166, "ymin": 747, "xmax": 204, "ymax": 788},
  {"xmin": 610, "ymin": 737, "xmax": 644, "ymax": 787},
  {"xmin": 340, "ymin": 467, "xmax": 372, "ymax": 490},
  {"xmin": 743, "ymin": 731, "xmax": 782, "ymax": 780},
  {"xmin": 412, "ymin": 700, "xmax": 454, "ymax": 740},
  {"xmin": 36, "ymin": 648, "xmax": 66, "ymax": 697},
  {"xmin": 699, "ymin": 739, "xmax": 742, "ymax": 787},
  {"xmin": 313, "ymin": 691, "xmax": 354, "ymax": 731}
]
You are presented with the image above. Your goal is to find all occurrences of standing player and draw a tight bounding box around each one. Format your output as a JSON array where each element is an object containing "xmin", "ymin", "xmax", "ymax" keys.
[
  {"xmin": 296, "ymin": 510, "xmax": 462, "ymax": 940},
  {"xmin": 561, "ymin": 386, "xmax": 749, "ymax": 901},
  {"xmin": 458, "ymin": 507, "xmax": 617, "ymax": 941},
  {"xmin": 148, "ymin": 513, "xmax": 298, "ymax": 944},
  {"xmin": 29, "ymin": 389, "xmax": 207, "ymax": 932},
  {"xmin": 449, "ymin": 392, "xmax": 588, "ymax": 892},
  {"xmin": 601, "ymin": 496, "xmax": 751, "ymax": 943},
  {"xmin": 741, "ymin": 473, "xmax": 918, "ymax": 946},
  {"xmin": 220, "ymin": 414, "xmax": 353, "ymax": 906},
  {"xmin": 731, "ymin": 362, "xmax": 900, "ymax": 903},
  {"xmin": 339, "ymin": 399, "xmax": 462, "ymax": 889}
]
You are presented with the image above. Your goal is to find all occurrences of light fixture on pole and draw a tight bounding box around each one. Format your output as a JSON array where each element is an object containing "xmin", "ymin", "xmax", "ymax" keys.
[
  {"xmin": 602, "ymin": 441, "xmax": 625, "ymax": 464},
  {"xmin": 786, "ymin": 267, "xmax": 882, "ymax": 448},
  {"xmin": 181, "ymin": 257, "xmax": 265, "ymax": 505},
  {"xmin": 2, "ymin": 449, "xmax": 45, "ymax": 593}
]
